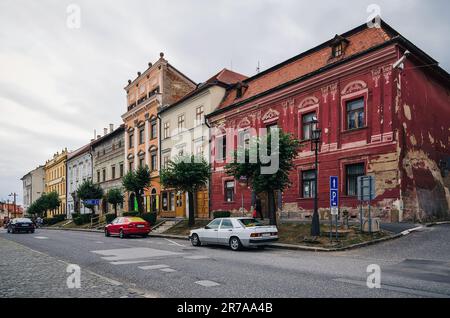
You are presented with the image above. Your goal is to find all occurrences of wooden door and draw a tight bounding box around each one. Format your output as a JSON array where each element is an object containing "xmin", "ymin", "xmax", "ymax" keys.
[
  {"xmin": 175, "ymin": 192, "xmax": 185, "ymax": 218},
  {"xmin": 196, "ymin": 190, "xmax": 209, "ymax": 219}
]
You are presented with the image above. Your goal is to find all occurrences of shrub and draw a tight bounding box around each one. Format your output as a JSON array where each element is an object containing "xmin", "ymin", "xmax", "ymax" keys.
[
  {"xmin": 213, "ymin": 210, "xmax": 231, "ymax": 219},
  {"xmin": 141, "ymin": 212, "xmax": 157, "ymax": 225},
  {"xmin": 72, "ymin": 217, "xmax": 83, "ymax": 226},
  {"xmin": 43, "ymin": 214, "xmax": 66, "ymax": 225},
  {"xmin": 105, "ymin": 213, "xmax": 116, "ymax": 224},
  {"xmin": 122, "ymin": 211, "xmax": 139, "ymax": 217}
]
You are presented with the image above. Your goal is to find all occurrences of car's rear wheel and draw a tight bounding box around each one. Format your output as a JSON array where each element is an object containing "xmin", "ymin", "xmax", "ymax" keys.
[
  {"xmin": 229, "ymin": 237, "xmax": 242, "ymax": 251},
  {"xmin": 105, "ymin": 229, "xmax": 110, "ymax": 237},
  {"xmin": 119, "ymin": 230, "xmax": 125, "ymax": 239},
  {"xmin": 30, "ymin": 230, "xmax": 35, "ymax": 234},
  {"xmin": 10, "ymin": 228, "xmax": 15, "ymax": 234},
  {"xmin": 191, "ymin": 234, "xmax": 201, "ymax": 246},
  {"xmin": 141, "ymin": 233, "xmax": 148, "ymax": 238},
  {"xmin": 7, "ymin": 228, "xmax": 10, "ymax": 233}
]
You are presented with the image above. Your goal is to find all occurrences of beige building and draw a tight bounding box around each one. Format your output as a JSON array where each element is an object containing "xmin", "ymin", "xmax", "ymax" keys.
[
  {"xmin": 21, "ymin": 165, "xmax": 45, "ymax": 212},
  {"xmin": 44, "ymin": 149, "xmax": 68, "ymax": 217},
  {"xmin": 158, "ymin": 69, "xmax": 247, "ymax": 218}
]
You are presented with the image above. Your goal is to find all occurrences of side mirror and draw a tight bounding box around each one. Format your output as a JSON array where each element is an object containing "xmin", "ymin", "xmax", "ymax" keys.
[{"xmin": 205, "ymin": 226, "xmax": 210, "ymax": 230}]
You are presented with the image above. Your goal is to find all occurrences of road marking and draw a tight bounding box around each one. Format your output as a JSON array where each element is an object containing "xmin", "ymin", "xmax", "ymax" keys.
[
  {"xmin": 159, "ymin": 268, "xmax": 176, "ymax": 272},
  {"xmin": 34, "ymin": 236, "xmax": 48, "ymax": 239},
  {"xmin": 139, "ymin": 264, "xmax": 169, "ymax": 270},
  {"xmin": 91, "ymin": 247, "xmax": 184, "ymax": 261},
  {"xmin": 195, "ymin": 280, "xmax": 220, "ymax": 287},
  {"xmin": 164, "ymin": 238, "xmax": 185, "ymax": 247},
  {"xmin": 95, "ymin": 241, "xmax": 104, "ymax": 244},
  {"xmin": 110, "ymin": 260, "xmax": 156, "ymax": 265},
  {"xmin": 334, "ymin": 278, "xmax": 450, "ymax": 298},
  {"xmin": 183, "ymin": 255, "xmax": 210, "ymax": 260}
]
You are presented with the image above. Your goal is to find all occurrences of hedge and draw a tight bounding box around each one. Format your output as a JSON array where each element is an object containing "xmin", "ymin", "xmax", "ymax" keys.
[
  {"xmin": 122, "ymin": 211, "xmax": 139, "ymax": 217},
  {"xmin": 43, "ymin": 214, "xmax": 66, "ymax": 225},
  {"xmin": 140, "ymin": 212, "xmax": 157, "ymax": 225},
  {"xmin": 213, "ymin": 211, "xmax": 231, "ymax": 218},
  {"xmin": 105, "ymin": 213, "xmax": 117, "ymax": 224},
  {"xmin": 71, "ymin": 213, "xmax": 92, "ymax": 225}
]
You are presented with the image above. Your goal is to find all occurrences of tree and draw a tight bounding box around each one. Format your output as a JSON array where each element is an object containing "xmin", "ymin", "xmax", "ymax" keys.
[
  {"xmin": 107, "ymin": 188, "xmax": 124, "ymax": 217},
  {"xmin": 225, "ymin": 130, "xmax": 301, "ymax": 226},
  {"xmin": 122, "ymin": 165, "xmax": 151, "ymax": 214},
  {"xmin": 27, "ymin": 200, "xmax": 44, "ymax": 217},
  {"xmin": 76, "ymin": 180, "xmax": 104, "ymax": 215},
  {"xmin": 35, "ymin": 191, "xmax": 61, "ymax": 217},
  {"xmin": 160, "ymin": 155, "xmax": 211, "ymax": 227}
]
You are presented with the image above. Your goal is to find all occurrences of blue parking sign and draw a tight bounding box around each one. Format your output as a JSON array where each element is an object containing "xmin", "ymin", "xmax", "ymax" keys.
[{"xmin": 330, "ymin": 189, "xmax": 338, "ymax": 207}]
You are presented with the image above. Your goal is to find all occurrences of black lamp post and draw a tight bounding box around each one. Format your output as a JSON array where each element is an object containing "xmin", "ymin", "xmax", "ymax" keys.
[{"xmin": 310, "ymin": 117, "xmax": 322, "ymax": 237}]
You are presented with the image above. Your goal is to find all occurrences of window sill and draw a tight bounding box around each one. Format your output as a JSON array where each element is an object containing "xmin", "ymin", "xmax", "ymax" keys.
[{"xmin": 341, "ymin": 127, "xmax": 367, "ymax": 134}]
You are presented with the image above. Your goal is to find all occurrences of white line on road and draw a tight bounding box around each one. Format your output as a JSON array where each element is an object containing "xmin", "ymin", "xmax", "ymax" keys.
[
  {"xmin": 110, "ymin": 260, "xmax": 156, "ymax": 265},
  {"xmin": 34, "ymin": 236, "xmax": 48, "ymax": 239},
  {"xmin": 139, "ymin": 264, "xmax": 169, "ymax": 270},
  {"xmin": 195, "ymin": 280, "xmax": 221, "ymax": 287},
  {"xmin": 164, "ymin": 238, "xmax": 185, "ymax": 247},
  {"xmin": 159, "ymin": 268, "xmax": 176, "ymax": 272}
]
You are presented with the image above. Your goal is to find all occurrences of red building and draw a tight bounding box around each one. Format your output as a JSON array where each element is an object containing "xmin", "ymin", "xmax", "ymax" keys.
[{"xmin": 207, "ymin": 21, "xmax": 450, "ymax": 223}]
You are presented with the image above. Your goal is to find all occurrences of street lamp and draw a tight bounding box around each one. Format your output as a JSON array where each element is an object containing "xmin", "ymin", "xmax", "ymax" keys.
[{"xmin": 310, "ymin": 116, "xmax": 322, "ymax": 238}]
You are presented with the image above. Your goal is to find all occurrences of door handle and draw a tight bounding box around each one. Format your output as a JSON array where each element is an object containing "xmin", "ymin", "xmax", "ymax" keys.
[{"xmin": 228, "ymin": 229, "xmax": 232, "ymax": 231}]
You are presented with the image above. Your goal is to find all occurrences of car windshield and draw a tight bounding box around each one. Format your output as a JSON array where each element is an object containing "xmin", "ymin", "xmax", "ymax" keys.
[
  {"xmin": 238, "ymin": 218, "xmax": 263, "ymax": 227},
  {"xmin": 16, "ymin": 218, "xmax": 31, "ymax": 223}
]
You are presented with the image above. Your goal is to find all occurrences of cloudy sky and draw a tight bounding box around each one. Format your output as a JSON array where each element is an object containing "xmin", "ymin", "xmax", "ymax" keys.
[{"xmin": 0, "ymin": 0, "xmax": 449, "ymax": 204}]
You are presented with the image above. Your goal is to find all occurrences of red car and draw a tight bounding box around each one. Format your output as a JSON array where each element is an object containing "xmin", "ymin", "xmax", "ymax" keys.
[{"xmin": 104, "ymin": 217, "xmax": 151, "ymax": 239}]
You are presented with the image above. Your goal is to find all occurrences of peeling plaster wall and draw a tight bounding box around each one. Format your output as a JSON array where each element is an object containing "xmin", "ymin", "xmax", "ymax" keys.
[{"xmin": 396, "ymin": 56, "xmax": 450, "ymax": 222}]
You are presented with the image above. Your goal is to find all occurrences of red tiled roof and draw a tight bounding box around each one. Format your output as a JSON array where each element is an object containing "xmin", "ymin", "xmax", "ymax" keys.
[{"xmin": 218, "ymin": 23, "xmax": 394, "ymax": 109}]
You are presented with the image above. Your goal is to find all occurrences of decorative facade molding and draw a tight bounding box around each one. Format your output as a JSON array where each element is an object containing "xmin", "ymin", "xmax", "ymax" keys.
[
  {"xmin": 382, "ymin": 65, "xmax": 393, "ymax": 85},
  {"xmin": 238, "ymin": 117, "xmax": 251, "ymax": 128},
  {"xmin": 299, "ymin": 96, "xmax": 319, "ymax": 109},
  {"xmin": 321, "ymin": 86, "xmax": 329, "ymax": 103},
  {"xmin": 341, "ymin": 80, "xmax": 367, "ymax": 96},
  {"xmin": 371, "ymin": 68, "xmax": 382, "ymax": 87},
  {"xmin": 261, "ymin": 108, "xmax": 280, "ymax": 123},
  {"xmin": 329, "ymin": 83, "xmax": 338, "ymax": 101}
]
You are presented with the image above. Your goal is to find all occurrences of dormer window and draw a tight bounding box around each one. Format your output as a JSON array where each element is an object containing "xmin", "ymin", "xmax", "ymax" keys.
[
  {"xmin": 332, "ymin": 43, "xmax": 343, "ymax": 58},
  {"xmin": 329, "ymin": 34, "xmax": 349, "ymax": 59},
  {"xmin": 235, "ymin": 82, "xmax": 248, "ymax": 99}
]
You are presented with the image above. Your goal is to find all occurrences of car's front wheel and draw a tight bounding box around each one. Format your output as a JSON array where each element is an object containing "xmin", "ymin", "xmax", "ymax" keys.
[
  {"xmin": 119, "ymin": 230, "xmax": 125, "ymax": 239},
  {"xmin": 7, "ymin": 228, "xmax": 10, "ymax": 233},
  {"xmin": 191, "ymin": 233, "xmax": 201, "ymax": 246},
  {"xmin": 229, "ymin": 237, "xmax": 242, "ymax": 251}
]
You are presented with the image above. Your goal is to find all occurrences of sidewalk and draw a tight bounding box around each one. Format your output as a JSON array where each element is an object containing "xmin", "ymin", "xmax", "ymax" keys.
[{"xmin": 0, "ymin": 237, "xmax": 148, "ymax": 298}]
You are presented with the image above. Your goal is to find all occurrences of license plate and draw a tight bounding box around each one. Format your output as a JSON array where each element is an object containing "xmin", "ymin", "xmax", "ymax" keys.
[
  {"xmin": 137, "ymin": 225, "xmax": 145, "ymax": 228},
  {"xmin": 21, "ymin": 224, "xmax": 29, "ymax": 227},
  {"xmin": 262, "ymin": 233, "xmax": 270, "ymax": 237}
]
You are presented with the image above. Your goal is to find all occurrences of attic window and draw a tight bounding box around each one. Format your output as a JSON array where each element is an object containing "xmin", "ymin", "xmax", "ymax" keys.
[
  {"xmin": 329, "ymin": 34, "xmax": 349, "ymax": 59},
  {"xmin": 332, "ymin": 43, "xmax": 343, "ymax": 57},
  {"xmin": 235, "ymin": 82, "xmax": 248, "ymax": 99}
]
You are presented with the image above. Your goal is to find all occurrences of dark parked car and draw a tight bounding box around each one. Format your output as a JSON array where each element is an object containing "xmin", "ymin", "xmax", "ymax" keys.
[{"xmin": 7, "ymin": 218, "xmax": 35, "ymax": 234}]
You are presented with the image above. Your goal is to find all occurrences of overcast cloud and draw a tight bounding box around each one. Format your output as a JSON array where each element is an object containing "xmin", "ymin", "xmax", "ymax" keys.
[{"xmin": 0, "ymin": 0, "xmax": 449, "ymax": 204}]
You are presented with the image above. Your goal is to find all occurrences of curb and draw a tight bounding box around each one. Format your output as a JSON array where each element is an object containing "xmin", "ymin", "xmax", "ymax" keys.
[
  {"xmin": 425, "ymin": 221, "xmax": 450, "ymax": 227},
  {"xmin": 41, "ymin": 227, "xmax": 103, "ymax": 233}
]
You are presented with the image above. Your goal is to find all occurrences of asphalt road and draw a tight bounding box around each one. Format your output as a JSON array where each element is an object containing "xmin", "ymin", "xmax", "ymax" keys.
[{"xmin": 0, "ymin": 225, "xmax": 449, "ymax": 298}]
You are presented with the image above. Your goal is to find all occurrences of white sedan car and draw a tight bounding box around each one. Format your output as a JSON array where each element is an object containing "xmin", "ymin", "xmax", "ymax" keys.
[{"xmin": 189, "ymin": 217, "xmax": 278, "ymax": 251}]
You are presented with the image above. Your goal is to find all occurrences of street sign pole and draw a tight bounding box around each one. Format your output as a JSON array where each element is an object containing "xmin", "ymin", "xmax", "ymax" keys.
[{"xmin": 329, "ymin": 176, "xmax": 339, "ymax": 243}]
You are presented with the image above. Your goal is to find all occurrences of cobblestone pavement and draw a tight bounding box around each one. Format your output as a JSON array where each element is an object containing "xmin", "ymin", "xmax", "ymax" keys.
[{"xmin": 0, "ymin": 237, "xmax": 148, "ymax": 298}]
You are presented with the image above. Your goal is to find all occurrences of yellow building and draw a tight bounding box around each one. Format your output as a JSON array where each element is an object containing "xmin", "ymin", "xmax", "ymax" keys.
[{"xmin": 44, "ymin": 149, "xmax": 68, "ymax": 217}]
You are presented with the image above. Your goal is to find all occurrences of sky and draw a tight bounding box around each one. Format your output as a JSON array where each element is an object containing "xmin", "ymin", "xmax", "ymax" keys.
[{"xmin": 0, "ymin": 0, "xmax": 449, "ymax": 205}]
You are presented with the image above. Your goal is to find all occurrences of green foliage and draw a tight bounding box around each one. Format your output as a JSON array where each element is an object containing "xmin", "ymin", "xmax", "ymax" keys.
[
  {"xmin": 122, "ymin": 211, "xmax": 139, "ymax": 217},
  {"xmin": 122, "ymin": 165, "xmax": 151, "ymax": 214},
  {"xmin": 160, "ymin": 155, "xmax": 211, "ymax": 227},
  {"xmin": 141, "ymin": 212, "xmax": 157, "ymax": 225},
  {"xmin": 43, "ymin": 214, "xmax": 66, "ymax": 225},
  {"xmin": 213, "ymin": 211, "xmax": 231, "ymax": 218},
  {"xmin": 225, "ymin": 130, "xmax": 301, "ymax": 225},
  {"xmin": 225, "ymin": 131, "xmax": 301, "ymax": 193},
  {"xmin": 71, "ymin": 213, "xmax": 92, "ymax": 225},
  {"xmin": 160, "ymin": 155, "xmax": 211, "ymax": 193},
  {"xmin": 106, "ymin": 188, "xmax": 124, "ymax": 217},
  {"xmin": 76, "ymin": 180, "xmax": 104, "ymax": 213},
  {"xmin": 105, "ymin": 213, "xmax": 117, "ymax": 224},
  {"xmin": 30, "ymin": 192, "xmax": 61, "ymax": 217}
]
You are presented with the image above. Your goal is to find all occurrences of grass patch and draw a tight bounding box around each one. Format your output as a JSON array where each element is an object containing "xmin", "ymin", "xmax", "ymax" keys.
[
  {"xmin": 163, "ymin": 220, "xmax": 211, "ymax": 236},
  {"xmin": 277, "ymin": 223, "xmax": 388, "ymax": 248}
]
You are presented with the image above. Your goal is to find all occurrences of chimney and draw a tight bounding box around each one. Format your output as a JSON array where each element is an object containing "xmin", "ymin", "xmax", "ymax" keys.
[
  {"xmin": 109, "ymin": 124, "xmax": 114, "ymax": 133},
  {"xmin": 94, "ymin": 129, "xmax": 97, "ymax": 140},
  {"xmin": 104, "ymin": 128, "xmax": 108, "ymax": 136}
]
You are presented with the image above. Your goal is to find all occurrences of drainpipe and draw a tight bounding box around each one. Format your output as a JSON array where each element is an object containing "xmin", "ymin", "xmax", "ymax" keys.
[{"xmin": 205, "ymin": 117, "xmax": 212, "ymax": 219}]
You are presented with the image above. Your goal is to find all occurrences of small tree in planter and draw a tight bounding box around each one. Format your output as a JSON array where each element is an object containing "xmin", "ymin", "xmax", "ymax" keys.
[
  {"xmin": 160, "ymin": 155, "xmax": 211, "ymax": 227},
  {"xmin": 76, "ymin": 180, "xmax": 104, "ymax": 215},
  {"xmin": 107, "ymin": 188, "xmax": 124, "ymax": 217},
  {"xmin": 225, "ymin": 130, "xmax": 301, "ymax": 226},
  {"xmin": 122, "ymin": 165, "xmax": 151, "ymax": 214},
  {"xmin": 38, "ymin": 191, "xmax": 61, "ymax": 217}
]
